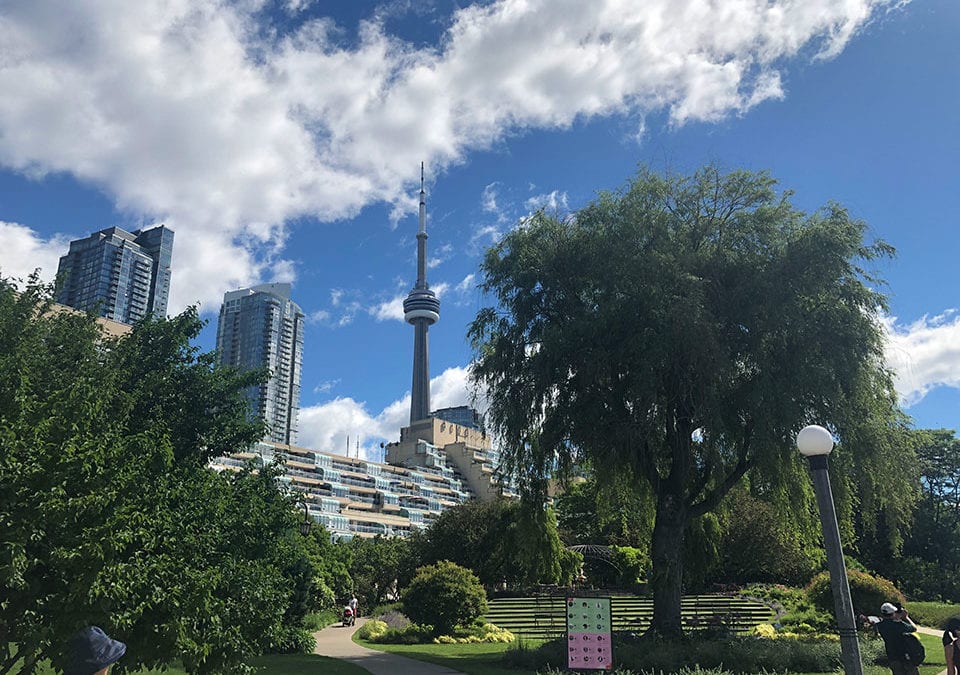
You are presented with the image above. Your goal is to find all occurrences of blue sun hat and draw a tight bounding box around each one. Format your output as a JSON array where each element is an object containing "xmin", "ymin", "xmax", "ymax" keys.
[{"xmin": 66, "ymin": 626, "xmax": 126, "ymax": 675}]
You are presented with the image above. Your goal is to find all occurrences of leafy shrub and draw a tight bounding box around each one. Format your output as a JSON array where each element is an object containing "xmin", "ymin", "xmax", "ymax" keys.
[
  {"xmin": 303, "ymin": 608, "xmax": 339, "ymax": 631},
  {"xmin": 503, "ymin": 638, "xmax": 566, "ymax": 672},
  {"xmin": 402, "ymin": 561, "xmax": 487, "ymax": 635},
  {"xmin": 373, "ymin": 624, "xmax": 436, "ymax": 644},
  {"xmin": 376, "ymin": 608, "xmax": 412, "ymax": 630},
  {"xmin": 433, "ymin": 623, "xmax": 515, "ymax": 644},
  {"xmin": 611, "ymin": 546, "xmax": 649, "ymax": 589},
  {"xmin": 807, "ymin": 569, "xmax": 905, "ymax": 617},
  {"xmin": 272, "ymin": 627, "xmax": 316, "ymax": 654},
  {"xmin": 511, "ymin": 633, "xmax": 882, "ymax": 674},
  {"xmin": 900, "ymin": 602, "xmax": 960, "ymax": 629},
  {"xmin": 356, "ymin": 620, "xmax": 388, "ymax": 640}
]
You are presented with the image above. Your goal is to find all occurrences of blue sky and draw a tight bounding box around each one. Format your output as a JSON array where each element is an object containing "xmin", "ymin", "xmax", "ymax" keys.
[{"xmin": 1, "ymin": 0, "xmax": 958, "ymax": 459}]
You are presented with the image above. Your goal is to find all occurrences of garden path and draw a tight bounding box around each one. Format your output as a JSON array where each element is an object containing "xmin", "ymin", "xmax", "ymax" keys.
[
  {"xmin": 313, "ymin": 618, "xmax": 466, "ymax": 675},
  {"xmin": 916, "ymin": 625, "xmax": 947, "ymax": 675}
]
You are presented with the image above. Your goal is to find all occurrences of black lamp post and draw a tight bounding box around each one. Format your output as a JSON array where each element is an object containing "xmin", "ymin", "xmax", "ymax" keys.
[
  {"xmin": 796, "ymin": 424, "xmax": 863, "ymax": 675},
  {"xmin": 299, "ymin": 499, "xmax": 312, "ymax": 537}
]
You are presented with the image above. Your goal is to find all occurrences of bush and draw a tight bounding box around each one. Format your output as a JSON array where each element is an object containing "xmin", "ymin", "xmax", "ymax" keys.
[
  {"xmin": 303, "ymin": 608, "xmax": 339, "ymax": 631},
  {"xmin": 356, "ymin": 619, "xmax": 389, "ymax": 641},
  {"xmin": 372, "ymin": 624, "xmax": 436, "ymax": 644},
  {"xmin": 611, "ymin": 546, "xmax": 649, "ymax": 589},
  {"xmin": 509, "ymin": 633, "xmax": 866, "ymax": 673},
  {"xmin": 807, "ymin": 569, "xmax": 904, "ymax": 618},
  {"xmin": 402, "ymin": 561, "xmax": 487, "ymax": 635},
  {"xmin": 904, "ymin": 602, "xmax": 960, "ymax": 628},
  {"xmin": 433, "ymin": 623, "xmax": 515, "ymax": 644}
]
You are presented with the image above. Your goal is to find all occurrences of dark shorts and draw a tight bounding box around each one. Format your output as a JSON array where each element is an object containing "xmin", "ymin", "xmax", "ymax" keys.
[{"xmin": 888, "ymin": 659, "xmax": 919, "ymax": 675}]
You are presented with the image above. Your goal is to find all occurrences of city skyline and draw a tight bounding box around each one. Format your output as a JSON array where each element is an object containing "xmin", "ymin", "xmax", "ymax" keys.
[{"xmin": 1, "ymin": 1, "xmax": 958, "ymax": 459}]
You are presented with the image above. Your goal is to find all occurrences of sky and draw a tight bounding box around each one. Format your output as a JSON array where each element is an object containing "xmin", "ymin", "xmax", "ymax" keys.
[{"xmin": 1, "ymin": 0, "xmax": 958, "ymax": 461}]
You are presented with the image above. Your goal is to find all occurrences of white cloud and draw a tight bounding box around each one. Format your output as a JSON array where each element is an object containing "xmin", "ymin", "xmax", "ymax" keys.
[
  {"xmin": 0, "ymin": 0, "xmax": 903, "ymax": 312},
  {"xmin": 337, "ymin": 300, "xmax": 362, "ymax": 326},
  {"xmin": 306, "ymin": 309, "xmax": 330, "ymax": 323},
  {"xmin": 469, "ymin": 223, "xmax": 504, "ymax": 251},
  {"xmin": 297, "ymin": 364, "xmax": 477, "ymax": 459},
  {"xmin": 456, "ymin": 273, "xmax": 476, "ymax": 294},
  {"xmin": 482, "ymin": 182, "xmax": 500, "ymax": 214},
  {"xmin": 525, "ymin": 190, "xmax": 569, "ymax": 214},
  {"xmin": 884, "ymin": 311, "xmax": 960, "ymax": 407},
  {"xmin": 0, "ymin": 221, "xmax": 70, "ymax": 284},
  {"xmin": 370, "ymin": 295, "xmax": 405, "ymax": 322},
  {"xmin": 428, "ymin": 243, "xmax": 453, "ymax": 269},
  {"xmin": 313, "ymin": 378, "xmax": 340, "ymax": 395}
]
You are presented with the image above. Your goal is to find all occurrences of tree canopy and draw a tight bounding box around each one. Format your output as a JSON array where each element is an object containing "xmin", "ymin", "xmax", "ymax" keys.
[
  {"xmin": 415, "ymin": 497, "xmax": 580, "ymax": 588},
  {"xmin": 0, "ymin": 276, "xmax": 320, "ymax": 674},
  {"xmin": 469, "ymin": 165, "xmax": 913, "ymax": 634}
]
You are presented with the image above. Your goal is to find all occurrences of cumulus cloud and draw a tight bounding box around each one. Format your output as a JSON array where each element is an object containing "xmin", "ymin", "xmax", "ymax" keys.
[
  {"xmin": 297, "ymin": 365, "xmax": 476, "ymax": 459},
  {"xmin": 884, "ymin": 311, "xmax": 960, "ymax": 407},
  {"xmin": 0, "ymin": 0, "xmax": 903, "ymax": 312},
  {"xmin": 0, "ymin": 221, "xmax": 70, "ymax": 284},
  {"xmin": 370, "ymin": 295, "xmax": 405, "ymax": 322}
]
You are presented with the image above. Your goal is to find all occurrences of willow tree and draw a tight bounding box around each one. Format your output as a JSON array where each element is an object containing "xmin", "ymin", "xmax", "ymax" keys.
[{"xmin": 468, "ymin": 166, "xmax": 913, "ymax": 636}]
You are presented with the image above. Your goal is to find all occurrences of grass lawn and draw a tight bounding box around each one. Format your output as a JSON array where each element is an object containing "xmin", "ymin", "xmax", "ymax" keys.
[
  {"xmin": 17, "ymin": 653, "xmax": 368, "ymax": 675},
  {"xmin": 357, "ymin": 631, "xmax": 951, "ymax": 675},
  {"xmin": 355, "ymin": 637, "xmax": 530, "ymax": 675}
]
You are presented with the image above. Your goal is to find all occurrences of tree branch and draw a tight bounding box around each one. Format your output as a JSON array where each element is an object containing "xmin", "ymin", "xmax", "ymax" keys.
[{"xmin": 687, "ymin": 421, "xmax": 755, "ymax": 517}]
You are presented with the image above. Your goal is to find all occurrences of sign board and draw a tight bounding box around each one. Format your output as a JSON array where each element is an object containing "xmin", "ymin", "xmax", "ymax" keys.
[{"xmin": 565, "ymin": 597, "xmax": 613, "ymax": 671}]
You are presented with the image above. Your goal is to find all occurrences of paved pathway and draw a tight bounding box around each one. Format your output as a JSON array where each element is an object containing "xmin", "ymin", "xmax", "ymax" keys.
[
  {"xmin": 313, "ymin": 618, "xmax": 466, "ymax": 675},
  {"xmin": 916, "ymin": 625, "xmax": 947, "ymax": 675}
]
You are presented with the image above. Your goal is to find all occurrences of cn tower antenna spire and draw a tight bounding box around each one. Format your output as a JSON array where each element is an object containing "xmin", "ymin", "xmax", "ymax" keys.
[{"xmin": 403, "ymin": 163, "xmax": 440, "ymax": 423}]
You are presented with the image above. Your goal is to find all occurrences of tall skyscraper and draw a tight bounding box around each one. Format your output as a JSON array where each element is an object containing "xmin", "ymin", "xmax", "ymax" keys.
[
  {"xmin": 216, "ymin": 283, "xmax": 304, "ymax": 445},
  {"xmin": 403, "ymin": 164, "xmax": 441, "ymax": 424},
  {"xmin": 55, "ymin": 224, "xmax": 174, "ymax": 325}
]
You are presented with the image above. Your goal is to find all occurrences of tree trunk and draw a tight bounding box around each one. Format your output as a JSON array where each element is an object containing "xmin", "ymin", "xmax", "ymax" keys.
[{"xmin": 648, "ymin": 489, "xmax": 687, "ymax": 638}]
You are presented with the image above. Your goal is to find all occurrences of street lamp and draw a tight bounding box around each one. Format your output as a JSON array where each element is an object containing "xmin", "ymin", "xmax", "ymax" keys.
[
  {"xmin": 797, "ymin": 425, "xmax": 863, "ymax": 675},
  {"xmin": 299, "ymin": 499, "xmax": 312, "ymax": 537}
]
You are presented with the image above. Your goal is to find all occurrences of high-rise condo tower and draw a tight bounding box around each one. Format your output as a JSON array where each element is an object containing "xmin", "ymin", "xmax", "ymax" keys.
[
  {"xmin": 216, "ymin": 283, "xmax": 304, "ymax": 445},
  {"xmin": 403, "ymin": 164, "xmax": 441, "ymax": 424},
  {"xmin": 55, "ymin": 224, "xmax": 174, "ymax": 325}
]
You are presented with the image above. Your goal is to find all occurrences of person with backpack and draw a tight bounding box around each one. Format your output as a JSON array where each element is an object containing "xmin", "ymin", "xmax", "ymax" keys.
[
  {"xmin": 943, "ymin": 616, "xmax": 960, "ymax": 675},
  {"xmin": 877, "ymin": 602, "xmax": 923, "ymax": 675}
]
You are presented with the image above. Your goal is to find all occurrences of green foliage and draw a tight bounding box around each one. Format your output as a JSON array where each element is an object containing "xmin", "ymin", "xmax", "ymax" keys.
[
  {"xmin": 417, "ymin": 498, "xmax": 579, "ymax": 588},
  {"xmin": 469, "ymin": 165, "xmax": 909, "ymax": 633},
  {"xmin": 346, "ymin": 534, "xmax": 416, "ymax": 610},
  {"xmin": 610, "ymin": 546, "xmax": 649, "ymax": 589},
  {"xmin": 356, "ymin": 620, "xmax": 390, "ymax": 641},
  {"xmin": 807, "ymin": 569, "xmax": 905, "ymax": 617},
  {"xmin": 510, "ymin": 633, "xmax": 877, "ymax": 674},
  {"xmin": 402, "ymin": 561, "xmax": 488, "ymax": 635},
  {"xmin": 368, "ymin": 624, "xmax": 436, "ymax": 644},
  {"xmin": 431, "ymin": 623, "xmax": 515, "ymax": 644},
  {"xmin": 871, "ymin": 429, "xmax": 960, "ymax": 602},
  {"xmin": 555, "ymin": 472, "xmax": 656, "ymax": 548},
  {"xmin": 713, "ymin": 488, "xmax": 821, "ymax": 586},
  {"xmin": 0, "ymin": 277, "xmax": 319, "ymax": 674},
  {"xmin": 900, "ymin": 602, "xmax": 960, "ymax": 629}
]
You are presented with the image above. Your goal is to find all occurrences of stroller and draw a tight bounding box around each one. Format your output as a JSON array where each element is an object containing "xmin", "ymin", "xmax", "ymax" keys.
[{"xmin": 342, "ymin": 606, "xmax": 355, "ymax": 627}]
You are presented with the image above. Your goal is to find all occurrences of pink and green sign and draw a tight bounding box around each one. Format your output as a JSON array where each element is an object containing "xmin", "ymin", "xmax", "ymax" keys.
[{"xmin": 566, "ymin": 597, "xmax": 613, "ymax": 671}]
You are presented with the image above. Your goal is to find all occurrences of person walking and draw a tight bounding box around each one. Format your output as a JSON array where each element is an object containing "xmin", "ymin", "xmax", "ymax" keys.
[
  {"xmin": 349, "ymin": 594, "xmax": 359, "ymax": 618},
  {"xmin": 944, "ymin": 617, "xmax": 960, "ymax": 675},
  {"xmin": 65, "ymin": 626, "xmax": 126, "ymax": 675},
  {"xmin": 876, "ymin": 602, "xmax": 919, "ymax": 675}
]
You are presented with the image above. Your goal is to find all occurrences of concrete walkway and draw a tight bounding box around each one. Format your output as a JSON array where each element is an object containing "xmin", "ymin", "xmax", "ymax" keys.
[
  {"xmin": 915, "ymin": 625, "xmax": 947, "ymax": 675},
  {"xmin": 313, "ymin": 618, "xmax": 466, "ymax": 675}
]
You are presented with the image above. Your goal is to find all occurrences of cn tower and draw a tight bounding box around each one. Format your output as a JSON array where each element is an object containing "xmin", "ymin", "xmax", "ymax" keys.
[{"xmin": 403, "ymin": 164, "xmax": 441, "ymax": 424}]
